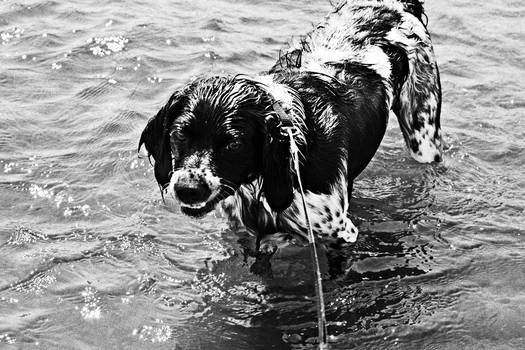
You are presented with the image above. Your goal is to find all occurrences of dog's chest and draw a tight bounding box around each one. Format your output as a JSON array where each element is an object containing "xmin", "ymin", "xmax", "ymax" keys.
[{"xmin": 221, "ymin": 175, "xmax": 358, "ymax": 243}]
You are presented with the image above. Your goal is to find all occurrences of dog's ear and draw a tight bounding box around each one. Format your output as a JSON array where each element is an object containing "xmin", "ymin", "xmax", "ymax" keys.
[
  {"xmin": 138, "ymin": 91, "xmax": 185, "ymax": 188},
  {"xmin": 262, "ymin": 116, "xmax": 295, "ymax": 212}
]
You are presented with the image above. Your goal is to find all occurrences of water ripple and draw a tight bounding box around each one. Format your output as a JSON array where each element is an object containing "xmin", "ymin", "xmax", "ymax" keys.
[{"xmin": 0, "ymin": 0, "xmax": 524, "ymax": 348}]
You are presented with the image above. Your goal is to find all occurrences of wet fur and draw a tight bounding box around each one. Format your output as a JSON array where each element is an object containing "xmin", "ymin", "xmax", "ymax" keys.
[{"xmin": 139, "ymin": 0, "xmax": 442, "ymax": 246}]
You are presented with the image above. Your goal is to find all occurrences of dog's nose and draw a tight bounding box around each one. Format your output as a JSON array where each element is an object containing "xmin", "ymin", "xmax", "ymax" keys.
[{"xmin": 174, "ymin": 181, "xmax": 211, "ymax": 204}]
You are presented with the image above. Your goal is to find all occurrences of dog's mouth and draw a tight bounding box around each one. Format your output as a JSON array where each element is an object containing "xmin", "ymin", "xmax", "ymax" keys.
[
  {"xmin": 179, "ymin": 185, "xmax": 236, "ymax": 217},
  {"xmin": 180, "ymin": 201, "xmax": 215, "ymax": 217}
]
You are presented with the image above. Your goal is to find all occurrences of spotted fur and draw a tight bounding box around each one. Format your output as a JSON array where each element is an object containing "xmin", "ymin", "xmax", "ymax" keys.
[
  {"xmin": 272, "ymin": 0, "xmax": 443, "ymax": 163},
  {"xmin": 139, "ymin": 0, "xmax": 442, "ymax": 248}
]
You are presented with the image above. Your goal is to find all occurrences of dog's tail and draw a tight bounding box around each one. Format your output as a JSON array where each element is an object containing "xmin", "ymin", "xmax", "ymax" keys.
[{"xmin": 388, "ymin": 0, "xmax": 443, "ymax": 163}]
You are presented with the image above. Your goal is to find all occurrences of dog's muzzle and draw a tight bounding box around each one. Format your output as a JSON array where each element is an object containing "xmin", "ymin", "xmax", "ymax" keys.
[
  {"xmin": 173, "ymin": 173, "xmax": 212, "ymax": 206},
  {"xmin": 168, "ymin": 167, "xmax": 223, "ymax": 217}
]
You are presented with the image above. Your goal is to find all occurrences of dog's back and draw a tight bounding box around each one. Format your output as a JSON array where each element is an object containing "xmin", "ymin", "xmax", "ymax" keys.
[{"xmin": 272, "ymin": 0, "xmax": 442, "ymax": 164}]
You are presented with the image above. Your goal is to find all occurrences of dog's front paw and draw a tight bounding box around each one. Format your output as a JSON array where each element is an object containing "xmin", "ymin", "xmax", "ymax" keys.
[
  {"xmin": 259, "ymin": 239, "xmax": 278, "ymax": 256},
  {"xmin": 257, "ymin": 232, "xmax": 303, "ymax": 254}
]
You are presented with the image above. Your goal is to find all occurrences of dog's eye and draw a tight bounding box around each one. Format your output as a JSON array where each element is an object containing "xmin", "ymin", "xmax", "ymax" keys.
[
  {"xmin": 173, "ymin": 132, "xmax": 187, "ymax": 144},
  {"xmin": 170, "ymin": 130, "xmax": 186, "ymax": 143},
  {"xmin": 225, "ymin": 140, "xmax": 242, "ymax": 152}
]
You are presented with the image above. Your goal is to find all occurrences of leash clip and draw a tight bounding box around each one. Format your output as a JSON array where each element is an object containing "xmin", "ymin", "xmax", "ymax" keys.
[{"xmin": 284, "ymin": 127, "xmax": 300, "ymax": 159}]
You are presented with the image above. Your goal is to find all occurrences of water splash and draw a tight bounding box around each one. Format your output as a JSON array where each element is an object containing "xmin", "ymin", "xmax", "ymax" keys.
[
  {"xmin": 29, "ymin": 184, "xmax": 54, "ymax": 200},
  {"xmin": 1, "ymin": 27, "xmax": 24, "ymax": 44},
  {"xmin": 87, "ymin": 36, "xmax": 129, "ymax": 57},
  {"xmin": 3, "ymin": 161, "xmax": 17, "ymax": 173},
  {"xmin": 63, "ymin": 204, "xmax": 91, "ymax": 217},
  {"xmin": 132, "ymin": 319, "xmax": 172, "ymax": 343},
  {"xmin": 78, "ymin": 286, "xmax": 102, "ymax": 320},
  {"xmin": 7, "ymin": 226, "xmax": 48, "ymax": 246},
  {"xmin": 0, "ymin": 333, "xmax": 16, "ymax": 345},
  {"xmin": 12, "ymin": 272, "xmax": 56, "ymax": 295}
]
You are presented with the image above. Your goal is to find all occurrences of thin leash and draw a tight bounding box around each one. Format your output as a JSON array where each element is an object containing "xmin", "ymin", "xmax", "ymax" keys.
[{"xmin": 285, "ymin": 127, "xmax": 329, "ymax": 350}]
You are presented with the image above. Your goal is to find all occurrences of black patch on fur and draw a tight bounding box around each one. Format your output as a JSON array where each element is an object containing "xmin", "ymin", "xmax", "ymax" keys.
[
  {"xmin": 138, "ymin": 91, "xmax": 186, "ymax": 188},
  {"xmin": 398, "ymin": 0, "xmax": 425, "ymax": 22},
  {"xmin": 262, "ymin": 115, "xmax": 295, "ymax": 212},
  {"xmin": 270, "ymin": 64, "xmax": 389, "ymax": 189},
  {"xmin": 351, "ymin": 6, "xmax": 402, "ymax": 42},
  {"xmin": 381, "ymin": 43, "xmax": 409, "ymax": 102}
]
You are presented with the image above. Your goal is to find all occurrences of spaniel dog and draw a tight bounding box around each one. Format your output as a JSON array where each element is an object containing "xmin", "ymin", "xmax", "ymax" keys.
[{"xmin": 139, "ymin": 0, "xmax": 442, "ymax": 249}]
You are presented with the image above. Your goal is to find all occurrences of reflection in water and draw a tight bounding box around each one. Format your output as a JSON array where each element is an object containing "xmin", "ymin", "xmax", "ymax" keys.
[{"xmin": 185, "ymin": 204, "xmax": 439, "ymax": 349}]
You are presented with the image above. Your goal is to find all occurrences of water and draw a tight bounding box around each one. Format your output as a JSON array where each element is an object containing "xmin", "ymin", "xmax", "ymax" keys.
[{"xmin": 1, "ymin": 0, "xmax": 524, "ymax": 349}]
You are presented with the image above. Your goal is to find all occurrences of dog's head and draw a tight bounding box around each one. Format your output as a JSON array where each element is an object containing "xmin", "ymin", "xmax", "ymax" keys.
[{"xmin": 139, "ymin": 76, "xmax": 303, "ymax": 217}]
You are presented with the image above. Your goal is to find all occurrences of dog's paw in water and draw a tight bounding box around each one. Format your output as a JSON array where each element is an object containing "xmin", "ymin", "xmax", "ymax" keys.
[{"xmin": 247, "ymin": 232, "xmax": 334, "ymax": 283}]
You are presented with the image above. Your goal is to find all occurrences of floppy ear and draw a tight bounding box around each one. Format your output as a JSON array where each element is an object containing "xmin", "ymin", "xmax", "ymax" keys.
[
  {"xmin": 262, "ymin": 116, "xmax": 295, "ymax": 212},
  {"xmin": 138, "ymin": 91, "xmax": 185, "ymax": 188}
]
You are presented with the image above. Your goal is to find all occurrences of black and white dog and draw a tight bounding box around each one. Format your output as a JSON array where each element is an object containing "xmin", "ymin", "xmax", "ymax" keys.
[{"xmin": 139, "ymin": 0, "xmax": 442, "ymax": 247}]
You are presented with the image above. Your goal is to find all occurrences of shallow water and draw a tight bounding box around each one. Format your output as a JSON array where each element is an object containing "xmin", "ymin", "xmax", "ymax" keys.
[{"xmin": 1, "ymin": 0, "xmax": 524, "ymax": 349}]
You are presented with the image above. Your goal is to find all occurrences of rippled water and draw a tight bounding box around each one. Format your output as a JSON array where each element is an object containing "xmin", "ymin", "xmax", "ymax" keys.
[{"xmin": 1, "ymin": 0, "xmax": 524, "ymax": 349}]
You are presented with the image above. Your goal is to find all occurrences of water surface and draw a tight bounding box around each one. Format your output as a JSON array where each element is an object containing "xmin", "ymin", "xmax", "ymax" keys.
[{"xmin": 1, "ymin": 0, "xmax": 524, "ymax": 349}]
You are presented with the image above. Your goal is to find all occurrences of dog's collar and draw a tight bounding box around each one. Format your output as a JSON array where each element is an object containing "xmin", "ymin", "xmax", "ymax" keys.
[{"xmin": 269, "ymin": 98, "xmax": 303, "ymax": 140}]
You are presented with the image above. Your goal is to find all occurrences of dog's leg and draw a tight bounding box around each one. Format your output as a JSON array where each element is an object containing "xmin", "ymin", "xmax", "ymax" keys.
[{"xmin": 389, "ymin": 18, "xmax": 443, "ymax": 163}]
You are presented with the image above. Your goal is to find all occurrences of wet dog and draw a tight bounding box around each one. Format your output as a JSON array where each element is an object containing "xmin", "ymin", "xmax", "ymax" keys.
[{"xmin": 139, "ymin": 0, "xmax": 442, "ymax": 249}]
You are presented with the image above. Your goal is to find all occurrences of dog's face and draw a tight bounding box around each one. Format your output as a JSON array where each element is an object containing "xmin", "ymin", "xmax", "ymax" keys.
[{"xmin": 139, "ymin": 76, "xmax": 296, "ymax": 217}]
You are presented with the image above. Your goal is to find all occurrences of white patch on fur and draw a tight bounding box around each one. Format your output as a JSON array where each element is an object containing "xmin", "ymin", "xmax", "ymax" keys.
[
  {"xmin": 281, "ymin": 160, "xmax": 358, "ymax": 243},
  {"xmin": 255, "ymin": 75, "xmax": 294, "ymax": 110},
  {"xmin": 409, "ymin": 130, "xmax": 440, "ymax": 163},
  {"xmin": 301, "ymin": 58, "xmax": 337, "ymax": 78},
  {"xmin": 349, "ymin": 0, "xmax": 405, "ymax": 12},
  {"xmin": 293, "ymin": 44, "xmax": 394, "ymax": 112},
  {"xmin": 298, "ymin": 43, "xmax": 392, "ymax": 82},
  {"xmin": 287, "ymin": 1, "xmax": 396, "ymax": 84},
  {"xmin": 167, "ymin": 152, "xmax": 222, "ymax": 206},
  {"xmin": 221, "ymin": 158, "xmax": 359, "ymax": 243},
  {"xmin": 220, "ymin": 179, "xmax": 278, "ymax": 231},
  {"xmin": 300, "ymin": 47, "xmax": 347, "ymax": 76},
  {"xmin": 221, "ymin": 193, "xmax": 244, "ymax": 224},
  {"xmin": 360, "ymin": 46, "xmax": 392, "ymax": 80},
  {"xmin": 252, "ymin": 74, "xmax": 307, "ymax": 146}
]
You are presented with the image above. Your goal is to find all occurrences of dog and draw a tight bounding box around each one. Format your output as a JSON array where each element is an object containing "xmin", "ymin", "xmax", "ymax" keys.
[{"xmin": 138, "ymin": 0, "xmax": 442, "ymax": 250}]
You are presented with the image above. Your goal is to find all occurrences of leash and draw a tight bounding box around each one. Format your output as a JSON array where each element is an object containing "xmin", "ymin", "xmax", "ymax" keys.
[{"xmin": 285, "ymin": 127, "xmax": 329, "ymax": 350}]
